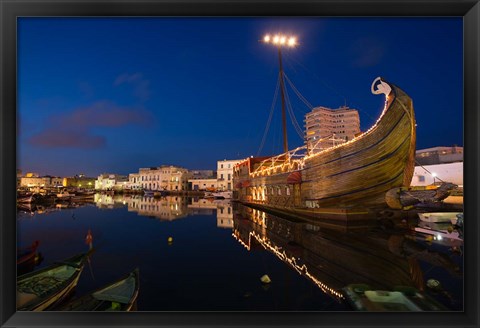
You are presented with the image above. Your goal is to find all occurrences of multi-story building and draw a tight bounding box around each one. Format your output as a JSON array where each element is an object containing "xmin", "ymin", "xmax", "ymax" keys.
[
  {"xmin": 95, "ymin": 174, "xmax": 128, "ymax": 190},
  {"xmin": 135, "ymin": 165, "xmax": 191, "ymax": 191},
  {"xmin": 20, "ymin": 175, "xmax": 63, "ymax": 188},
  {"xmin": 304, "ymin": 106, "xmax": 360, "ymax": 152},
  {"xmin": 217, "ymin": 159, "xmax": 242, "ymax": 191},
  {"xmin": 63, "ymin": 175, "xmax": 96, "ymax": 188},
  {"xmin": 415, "ymin": 146, "xmax": 463, "ymax": 166},
  {"xmin": 188, "ymin": 170, "xmax": 217, "ymax": 191}
]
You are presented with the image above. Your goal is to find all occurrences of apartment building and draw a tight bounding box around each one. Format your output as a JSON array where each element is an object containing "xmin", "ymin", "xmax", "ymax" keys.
[
  {"xmin": 135, "ymin": 165, "xmax": 191, "ymax": 191},
  {"xmin": 95, "ymin": 174, "xmax": 128, "ymax": 190},
  {"xmin": 304, "ymin": 106, "xmax": 360, "ymax": 152},
  {"xmin": 217, "ymin": 159, "xmax": 242, "ymax": 191}
]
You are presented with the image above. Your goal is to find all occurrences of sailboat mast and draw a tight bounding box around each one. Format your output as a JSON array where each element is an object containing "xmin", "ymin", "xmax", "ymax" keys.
[
  {"xmin": 278, "ymin": 46, "xmax": 289, "ymax": 154},
  {"xmin": 263, "ymin": 34, "xmax": 297, "ymax": 157}
]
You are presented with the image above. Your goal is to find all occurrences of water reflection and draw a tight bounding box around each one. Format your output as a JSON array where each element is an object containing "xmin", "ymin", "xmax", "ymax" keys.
[{"xmin": 231, "ymin": 204, "xmax": 463, "ymax": 310}]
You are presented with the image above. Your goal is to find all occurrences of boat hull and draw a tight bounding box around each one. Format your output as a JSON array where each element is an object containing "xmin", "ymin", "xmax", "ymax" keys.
[{"xmin": 234, "ymin": 78, "xmax": 416, "ymax": 213}]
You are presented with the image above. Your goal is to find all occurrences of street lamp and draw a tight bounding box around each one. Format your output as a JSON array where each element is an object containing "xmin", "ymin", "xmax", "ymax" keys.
[{"xmin": 262, "ymin": 34, "xmax": 297, "ymax": 155}]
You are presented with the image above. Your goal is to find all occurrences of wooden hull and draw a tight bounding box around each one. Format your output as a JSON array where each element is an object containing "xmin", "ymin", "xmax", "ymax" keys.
[
  {"xmin": 17, "ymin": 252, "xmax": 91, "ymax": 311},
  {"xmin": 58, "ymin": 268, "xmax": 140, "ymax": 311},
  {"xmin": 17, "ymin": 241, "xmax": 40, "ymax": 275},
  {"xmin": 234, "ymin": 78, "xmax": 416, "ymax": 211}
]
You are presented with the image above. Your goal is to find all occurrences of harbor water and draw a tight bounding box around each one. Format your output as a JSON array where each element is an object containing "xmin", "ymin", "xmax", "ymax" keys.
[{"xmin": 17, "ymin": 195, "xmax": 463, "ymax": 311}]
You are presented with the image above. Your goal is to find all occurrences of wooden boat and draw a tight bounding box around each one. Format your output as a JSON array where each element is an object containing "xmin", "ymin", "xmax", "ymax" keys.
[
  {"xmin": 233, "ymin": 77, "xmax": 416, "ymax": 217},
  {"xmin": 17, "ymin": 251, "xmax": 92, "ymax": 311},
  {"xmin": 56, "ymin": 191, "xmax": 75, "ymax": 199},
  {"xmin": 17, "ymin": 241, "xmax": 40, "ymax": 274},
  {"xmin": 418, "ymin": 212, "xmax": 462, "ymax": 223},
  {"xmin": 57, "ymin": 268, "xmax": 140, "ymax": 311},
  {"xmin": 343, "ymin": 284, "xmax": 447, "ymax": 311},
  {"xmin": 212, "ymin": 190, "xmax": 233, "ymax": 199}
]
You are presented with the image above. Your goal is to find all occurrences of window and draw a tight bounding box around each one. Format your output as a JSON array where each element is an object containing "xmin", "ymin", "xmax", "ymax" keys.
[
  {"xmin": 221, "ymin": 164, "xmax": 223, "ymax": 169},
  {"xmin": 221, "ymin": 174, "xmax": 224, "ymax": 179},
  {"xmin": 228, "ymin": 174, "xmax": 231, "ymax": 180}
]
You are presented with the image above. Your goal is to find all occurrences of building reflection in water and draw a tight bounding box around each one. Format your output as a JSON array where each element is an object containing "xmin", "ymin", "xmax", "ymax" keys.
[
  {"xmin": 231, "ymin": 204, "xmax": 462, "ymax": 308},
  {"xmin": 93, "ymin": 194, "xmax": 233, "ymax": 227}
]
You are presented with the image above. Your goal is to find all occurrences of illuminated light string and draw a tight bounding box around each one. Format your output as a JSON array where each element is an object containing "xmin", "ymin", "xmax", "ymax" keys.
[
  {"xmin": 234, "ymin": 92, "xmax": 392, "ymax": 179},
  {"xmin": 232, "ymin": 229, "xmax": 345, "ymax": 300}
]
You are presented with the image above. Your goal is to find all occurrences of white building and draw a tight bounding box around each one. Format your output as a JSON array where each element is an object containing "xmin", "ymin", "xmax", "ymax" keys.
[
  {"xmin": 217, "ymin": 159, "xmax": 242, "ymax": 191},
  {"xmin": 135, "ymin": 165, "xmax": 191, "ymax": 191},
  {"xmin": 95, "ymin": 174, "xmax": 128, "ymax": 190},
  {"xmin": 189, "ymin": 178, "xmax": 218, "ymax": 191},
  {"xmin": 304, "ymin": 106, "xmax": 360, "ymax": 152},
  {"xmin": 411, "ymin": 162, "xmax": 463, "ymax": 187}
]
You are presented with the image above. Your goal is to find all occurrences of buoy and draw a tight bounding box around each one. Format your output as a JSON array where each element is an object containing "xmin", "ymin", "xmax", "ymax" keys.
[
  {"xmin": 426, "ymin": 279, "xmax": 441, "ymax": 291},
  {"xmin": 167, "ymin": 237, "xmax": 173, "ymax": 244},
  {"xmin": 260, "ymin": 274, "xmax": 271, "ymax": 284}
]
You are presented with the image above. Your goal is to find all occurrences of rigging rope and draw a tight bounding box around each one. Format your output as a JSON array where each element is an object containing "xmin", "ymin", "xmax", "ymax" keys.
[
  {"xmin": 284, "ymin": 73, "xmax": 314, "ymax": 111},
  {"xmin": 283, "ymin": 81, "xmax": 305, "ymax": 139},
  {"xmin": 257, "ymin": 73, "xmax": 281, "ymax": 156}
]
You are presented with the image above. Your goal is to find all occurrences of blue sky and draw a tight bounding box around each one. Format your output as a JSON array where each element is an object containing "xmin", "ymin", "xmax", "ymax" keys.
[{"xmin": 18, "ymin": 17, "xmax": 463, "ymax": 177}]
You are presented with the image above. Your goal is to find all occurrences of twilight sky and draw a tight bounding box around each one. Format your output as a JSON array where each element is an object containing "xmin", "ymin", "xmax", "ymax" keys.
[{"xmin": 18, "ymin": 17, "xmax": 463, "ymax": 177}]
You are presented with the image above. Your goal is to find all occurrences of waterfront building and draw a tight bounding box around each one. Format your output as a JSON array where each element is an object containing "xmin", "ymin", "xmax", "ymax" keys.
[
  {"xmin": 304, "ymin": 106, "xmax": 360, "ymax": 152},
  {"xmin": 20, "ymin": 175, "xmax": 63, "ymax": 188},
  {"xmin": 189, "ymin": 178, "xmax": 218, "ymax": 191},
  {"xmin": 217, "ymin": 159, "xmax": 242, "ymax": 191},
  {"xmin": 411, "ymin": 162, "xmax": 463, "ymax": 187},
  {"xmin": 128, "ymin": 173, "xmax": 142, "ymax": 190},
  {"xmin": 136, "ymin": 165, "xmax": 191, "ymax": 191},
  {"xmin": 415, "ymin": 146, "xmax": 463, "ymax": 165},
  {"xmin": 95, "ymin": 174, "xmax": 128, "ymax": 190},
  {"xmin": 63, "ymin": 175, "xmax": 96, "ymax": 188}
]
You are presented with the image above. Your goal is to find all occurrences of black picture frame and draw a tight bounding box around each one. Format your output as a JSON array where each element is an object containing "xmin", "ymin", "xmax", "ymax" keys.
[{"xmin": 1, "ymin": 0, "xmax": 478, "ymax": 327}]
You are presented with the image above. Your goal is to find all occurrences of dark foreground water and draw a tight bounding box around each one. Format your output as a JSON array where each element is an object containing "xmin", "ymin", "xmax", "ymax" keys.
[{"xmin": 17, "ymin": 195, "xmax": 463, "ymax": 311}]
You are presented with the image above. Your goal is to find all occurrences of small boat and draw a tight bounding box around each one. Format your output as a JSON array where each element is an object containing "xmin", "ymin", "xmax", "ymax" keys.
[
  {"xmin": 203, "ymin": 192, "xmax": 215, "ymax": 198},
  {"xmin": 17, "ymin": 251, "xmax": 92, "ymax": 311},
  {"xmin": 57, "ymin": 268, "xmax": 140, "ymax": 311},
  {"xmin": 17, "ymin": 241, "xmax": 41, "ymax": 274},
  {"xmin": 414, "ymin": 225, "xmax": 463, "ymax": 242},
  {"xmin": 343, "ymin": 284, "xmax": 447, "ymax": 311},
  {"xmin": 56, "ymin": 191, "xmax": 75, "ymax": 199},
  {"xmin": 212, "ymin": 191, "xmax": 233, "ymax": 199},
  {"xmin": 418, "ymin": 212, "xmax": 462, "ymax": 223}
]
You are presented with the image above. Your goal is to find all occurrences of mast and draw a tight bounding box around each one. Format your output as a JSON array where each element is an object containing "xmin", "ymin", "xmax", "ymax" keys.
[
  {"xmin": 263, "ymin": 34, "xmax": 297, "ymax": 157},
  {"xmin": 278, "ymin": 46, "xmax": 289, "ymax": 154}
]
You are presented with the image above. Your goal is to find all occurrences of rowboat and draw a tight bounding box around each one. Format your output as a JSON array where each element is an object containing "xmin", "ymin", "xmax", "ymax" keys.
[
  {"xmin": 57, "ymin": 268, "xmax": 140, "ymax": 311},
  {"xmin": 343, "ymin": 284, "xmax": 447, "ymax": 311},
  {"xmin": 234, "ymin": 77, "xmax": 416, "ymax": 218},
  {"xmin": 17, "ymin": 241, "xmax": 40, "ymax": 274},
  {"xmin": 17, "ymin": 251, "xmax": 92, "ymax": 311}
]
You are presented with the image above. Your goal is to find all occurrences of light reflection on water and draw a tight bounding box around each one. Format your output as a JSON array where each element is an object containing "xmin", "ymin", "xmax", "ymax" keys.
[{"xmin": 17, "ymin": 195, "xmax": 463, "ymax": 311}]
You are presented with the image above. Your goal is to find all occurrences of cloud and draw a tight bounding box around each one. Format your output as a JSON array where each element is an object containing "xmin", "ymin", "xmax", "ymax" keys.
[
  {"xmin": 28, "ymin": 101, "xmax": 153, "ymax": 149},
  {"xmin": 350, "ymin": 37, "xmax": 386, "ymax": 68},
  {"xmin": 54, "ymin": 101, "xmax": 152, "ymax": 127},
  {"xmin": 28, "ymin": 128, "xmax": 106, "ymax": 149},
  {"xmin": 114, "ymin": 72, "xmax": 151, "ymax": 102}
]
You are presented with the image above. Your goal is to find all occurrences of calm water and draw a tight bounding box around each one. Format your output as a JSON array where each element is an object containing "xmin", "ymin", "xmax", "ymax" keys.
[{"xmin": 17, "ymin": 195, "xmax": 463, "ymax": 311}]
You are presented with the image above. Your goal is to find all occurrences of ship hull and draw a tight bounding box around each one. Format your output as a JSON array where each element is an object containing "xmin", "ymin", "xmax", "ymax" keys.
[{"xmin": 233, "ymin": 78, "xmax": 416, "ymax": 214}]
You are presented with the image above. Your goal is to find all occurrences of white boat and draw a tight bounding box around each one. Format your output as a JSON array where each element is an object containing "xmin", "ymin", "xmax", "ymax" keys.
[
  {"xmin": 212, "ymin": 191, "xmax": 233, "ymax": 199},
  {"xmin": 414, "ymin": 226, "xmax": 462, "ymax": 242},
  {"xmin": 417, "ymin": 212, "xmax": 462, "ymax": 223}
]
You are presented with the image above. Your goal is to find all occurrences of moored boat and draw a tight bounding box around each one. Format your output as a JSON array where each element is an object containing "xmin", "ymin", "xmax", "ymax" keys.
[
  {"xmin": 17, "ymin": 251, "xmax": 92, "ymax": 311},
  {"xmin": 234, "ymin": 77, "xmax": 416, "ymax": 218},
  {"xmin": 418, "ymin": 212, "xmax": 462, "ymax": 223},
  {"xmin": 343, "ymin": 284, "xmax": 447, "ymax": 311},
  {"xmin": 17, "ymin": 241, "xmax": 41, "ymax": 274},
  {"xmin": 57, "ymin": 268, "xmax": 140, "ymax": 311},
  {"xmin": 212, "ymin": 190, "xmax": 233, "ymax": 199}
]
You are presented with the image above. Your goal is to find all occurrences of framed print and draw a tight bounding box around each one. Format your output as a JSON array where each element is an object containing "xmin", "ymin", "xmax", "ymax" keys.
[{"xmin": 1, "ymin": 0, "xmax": 479, "ymax": 327}]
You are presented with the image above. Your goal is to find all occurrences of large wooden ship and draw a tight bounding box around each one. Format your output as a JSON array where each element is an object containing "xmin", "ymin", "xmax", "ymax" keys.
[{"xmin": 233, "ymin": 77, "xmax": 416, "ymax": 220}]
